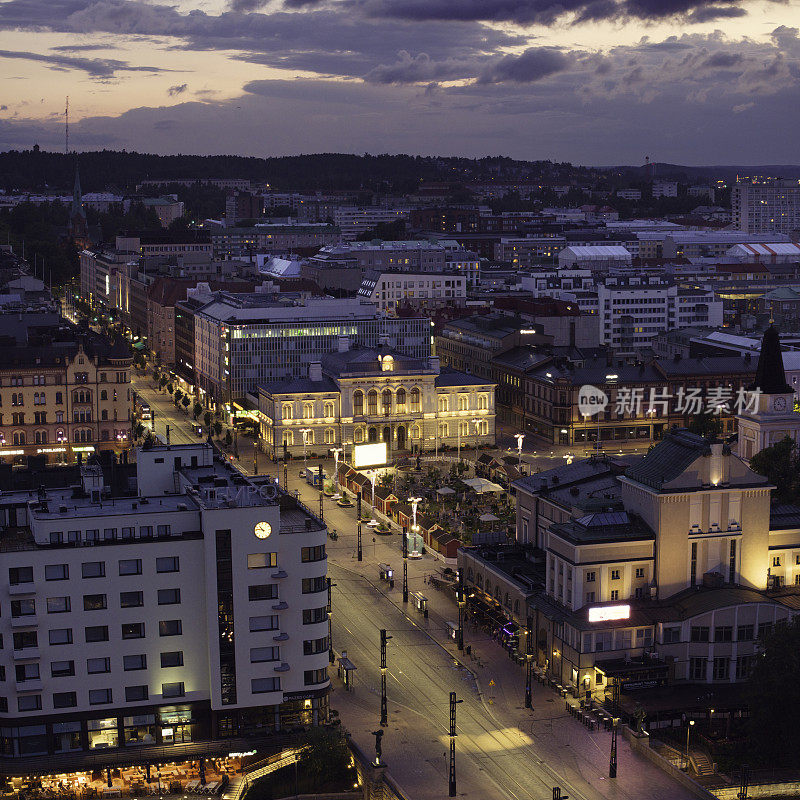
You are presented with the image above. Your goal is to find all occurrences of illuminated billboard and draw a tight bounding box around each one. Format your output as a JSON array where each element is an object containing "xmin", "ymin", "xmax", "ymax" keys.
[
  {"xmin": 587, "ymin": 604, "xmax": 630, "ymax": 623},
  {"xmin": 353, "ymin": 442, "xmax": 388, "ymax": 469}
]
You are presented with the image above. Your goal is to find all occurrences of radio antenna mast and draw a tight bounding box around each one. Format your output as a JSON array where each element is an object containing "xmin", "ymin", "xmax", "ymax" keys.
[{"xmin": 65, "ymin": 96, "xmax": 69, "ymax": 154}]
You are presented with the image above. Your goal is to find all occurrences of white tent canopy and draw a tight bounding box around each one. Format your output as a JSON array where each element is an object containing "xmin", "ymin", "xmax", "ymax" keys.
[
  {"xmin": 479, "ymin": 513, "xmax": 500, "ymax": 523},
  {"xmin": 462, "ymin": 478, "xmax": 504, "ymax": 494},
  {"xmin": 437, "ymin": 487, "xmax": 456, "ymax": 496}
]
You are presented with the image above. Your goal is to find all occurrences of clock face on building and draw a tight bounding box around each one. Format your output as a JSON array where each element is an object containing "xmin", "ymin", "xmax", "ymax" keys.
[
  {"xmin": 254, "ymin": 521, "xmax": 272, "ymax": 539},
  {"xmin": 774, "ymin": 397, "xmax": 787, "ymax": 412}
]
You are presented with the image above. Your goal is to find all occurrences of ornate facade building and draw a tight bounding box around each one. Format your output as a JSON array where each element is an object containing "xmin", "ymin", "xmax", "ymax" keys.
[
  {"xmin": 257, "ymin": 340, "xmax": 496, "ymax": 459},
  {"xmin": 458, "ymin": 327, "xmax": 800, "ymax": 698},
  {"xmin": 0, "ymin": 332, "xmax": 132, "ymax": 466}
]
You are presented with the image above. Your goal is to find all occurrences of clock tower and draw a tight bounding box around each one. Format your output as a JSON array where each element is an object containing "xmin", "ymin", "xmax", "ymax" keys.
[{"xmin": 737, "ymin": 325, "xmax": 800, "ymax": 462}]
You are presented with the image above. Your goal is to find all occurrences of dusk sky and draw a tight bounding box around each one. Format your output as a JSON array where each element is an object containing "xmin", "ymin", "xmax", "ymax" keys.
[{"xmin": 0, "ymin": 0, "xmax": 797, "ymax": 163}]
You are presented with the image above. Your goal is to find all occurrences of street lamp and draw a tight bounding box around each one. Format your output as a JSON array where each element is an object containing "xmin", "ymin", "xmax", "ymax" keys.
[
  {"xmin": 331, "ymin": 446, "xmax": 343, "ymax": 490},
  {"xmin": 514, "ymin": 433, "xmax": 524, "ymax": 473},
  {"xmin": 685, "ymin": 720, "xmax": 695, "ymax": 770},
  {"xmin": 471, "ymin": 417, "xmax": 480, "ymax": 473},
  {"xmin": 408, "ymin": 496, "xmax": 422, "ymax": 553},
  {"xmin": 370, "ymin": 470, "xmax": 377, "ymax": 518},
  {"xmin": 300, "ymin": 428, "xmax": 312, "ymax": 466}
]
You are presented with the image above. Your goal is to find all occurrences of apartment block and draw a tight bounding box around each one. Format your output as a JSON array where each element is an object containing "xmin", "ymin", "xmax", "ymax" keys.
[{"xmin": 0, "ymin": 443, "xmax": 330, "ymax": 764}]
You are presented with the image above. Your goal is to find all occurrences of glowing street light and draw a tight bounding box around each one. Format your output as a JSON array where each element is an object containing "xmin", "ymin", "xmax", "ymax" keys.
[
  {"xmin": 409, "ymin": 495, "xmax": 422, "ymax": 552},
  {"xmin": 514, "ymin": 433, "xmax": 525, "ymax": 472},
  {"xmin": 299, "ymin": 428, "xmax": 312, "ymax": 465},
  {"xmin": 331, "ymin": 446, "xmax": 343, "ymax": 489}
]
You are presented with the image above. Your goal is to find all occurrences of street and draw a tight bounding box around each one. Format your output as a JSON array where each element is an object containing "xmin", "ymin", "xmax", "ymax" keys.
[{"xmin": 131, "ymin": 374, "xmax": 690, "ymax": 800}]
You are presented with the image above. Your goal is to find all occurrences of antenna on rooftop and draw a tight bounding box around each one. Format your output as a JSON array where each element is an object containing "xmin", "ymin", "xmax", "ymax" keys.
[{"xmin": 65, "ymin": 96, "xmax": 69, "ymax": 155}]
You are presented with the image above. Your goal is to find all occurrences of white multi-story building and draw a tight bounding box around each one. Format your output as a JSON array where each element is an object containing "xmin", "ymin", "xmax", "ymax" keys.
[
  {"xmin": 357, "ymin": 271, "xmax": 467, "ymax": 314},
  {"xmin": 0, "ymin": 443, "xmax": 330, "ymax": 762},
  {"xmin": 732, "ymin": 181, "xmax": 800, "ymax": 235},
  {"xmin": 597, "ymin": 279, "xmax": 723, "ymax": 347},
  {"xmin": 651, "ymin": 181, "xmax": 678, "ymax": 198},
  {"xmin": 332, "ymin": 207, "xmax": 409, "ymax": 241}
]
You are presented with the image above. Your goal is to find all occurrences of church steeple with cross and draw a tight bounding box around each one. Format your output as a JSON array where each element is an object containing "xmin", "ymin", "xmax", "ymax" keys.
[{"xmin": 737, "ymin": 325, "xmax": 799, "ymax": 462}]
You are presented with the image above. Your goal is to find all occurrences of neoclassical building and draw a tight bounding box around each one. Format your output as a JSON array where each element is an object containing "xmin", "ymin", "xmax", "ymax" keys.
[
  {"xmin": 458, "ymin": 327, "xmax": 800, "ymax": 697},
  {"xmin": 257, "ymin": 339, "xmax": 496, "ymax": 459}
]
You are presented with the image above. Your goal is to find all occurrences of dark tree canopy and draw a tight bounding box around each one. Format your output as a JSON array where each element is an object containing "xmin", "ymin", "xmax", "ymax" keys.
[
  {"xmin": 747, "ymin": 617, "xmax": 800, "ymax": 767},
  {"xmin": 749, "ymin": 436, "xmax": 800, "ymax": 504}
]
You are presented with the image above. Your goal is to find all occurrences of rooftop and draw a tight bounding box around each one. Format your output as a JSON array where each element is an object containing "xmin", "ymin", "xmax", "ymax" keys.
[{"xmin": 624, "ymin": 429, "xmax": 710, "ymax": 490}]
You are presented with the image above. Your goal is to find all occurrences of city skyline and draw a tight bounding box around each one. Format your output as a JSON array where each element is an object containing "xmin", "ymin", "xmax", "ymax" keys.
[{"xmin": 0, "ymin": 0, "xmax": 797, "ymax": 162}]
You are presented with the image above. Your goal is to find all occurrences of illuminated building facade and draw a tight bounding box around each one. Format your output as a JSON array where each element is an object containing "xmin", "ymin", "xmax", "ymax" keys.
[
  {"xmin": 459, "ymin": 330, "xmax": 800, "ymax": 696},
  {"xmin": 187, "ymin": 295, "xmax": 430, "ymax": 404},
  {"xmin": 0, "ymin": 331, "xmax": 132, "ymax": 466},
  {"xmin": 0, "ymin": 444, "xmax": 329, "ymax": 763},
  {"xmin": 257, "ymin": 341, "xmax": 495, "ymax": 460}
]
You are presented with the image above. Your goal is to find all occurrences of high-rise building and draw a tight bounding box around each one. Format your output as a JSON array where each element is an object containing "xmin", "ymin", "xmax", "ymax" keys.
[{"xmin": 732, "ymin": 181, "xmax": 800, "ymax": 235}]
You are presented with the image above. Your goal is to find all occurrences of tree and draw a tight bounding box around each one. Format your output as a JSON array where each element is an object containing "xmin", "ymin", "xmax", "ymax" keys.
[
  {"xmin": 203, "ymin": 411, "xmax": 212, "ymax": 428},
  {"xmin": 213, "ymin": 421, "xmax": 223, "ymax": 437},
  {"xmin": 193, "ymin": 402, "xmax": 203, "ymax": 420},
  {"xmin": 181, "ymin": 395, "xmax": 190, "ymax": 410},
  {"xmin": 749, "ymin": 436, "xmax": 800, "ymax": 503},
  {"xmin": 685, "ymin": 412, "xmax": 721, "ymax": 440},
  {"xmin": 166, "ymin": 383, "xmax": 174, "ymax": 395},
  {"xmin": 173, "ymin": 389, "xmax": 183, "ymax": 406},
  {"xmin": 134, "ymin": 423, "xmax": 145, "ymax": 440},
  {"xmin": 224, "ymin": 429, "xmax": 233, "ymax": 447},
  {"xmin": 747, "ymin": 617, "xmax": 800, "ymax": 767}
]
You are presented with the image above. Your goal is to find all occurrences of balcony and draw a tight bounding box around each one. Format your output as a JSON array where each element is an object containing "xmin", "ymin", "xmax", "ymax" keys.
[
  {"xmin": 273, "ymin": 663, "xmax": 290, "ymax": 672},
  {"xmin": 11, "ymin": 615, "xmax": 38, "ymax": 628},
  {"xmin": 271, "ymin": 569, "xmax": 288, "ymax": 579},
  {"xmin": 16, "ymin": 679, "xmax": 43, "ymax": 692},
  {"xmin": 272, "ymin": 632, "xmax": 289, "ymax": 642},
  {"xmin": 271, "ymin": 601, "xmax": 289, "ymax": 611},
  {"xmin": 13, "ymin": 648, "xmax": 40, "ymax": 661}
]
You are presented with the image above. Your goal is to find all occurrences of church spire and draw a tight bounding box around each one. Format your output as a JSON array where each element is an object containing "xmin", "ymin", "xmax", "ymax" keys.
[{"xmin": 751, "ymin": 325, "xmax": 792, "ymax": 395}]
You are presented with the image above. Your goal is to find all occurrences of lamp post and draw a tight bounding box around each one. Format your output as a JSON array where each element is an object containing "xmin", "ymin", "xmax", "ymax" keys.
[
  {"xmin": 300, "ymin": 428, "xmax": 312, "ymax": 466},
  {"xmin": 685, "ymin": 720, "xmax": 695, "ymax": 770},
  {"xmin": 471, "ymin": 417, "xmax": 480, "ymax": 474},
  {"xmin": 370, "ymin": 470, "xmax": 377, "ymax": 520},
  {"xmin": 525, "ymin": 615, "xmax": 533, "ymax": 709},
  {"xmin": 609, "ymin": 717, "xmax": 618, "ymax": 778},
  {"xmin": 332, "ymin": 446, "xmax": 343, "ymax": 490},
  {"xmin": 457, "ymin": 421, "xmax": 462, "ymax": 464},
  {"xmin": 514, "ymin": 433, "xmax": 524, "ymax": 473},
  {"xmin": 448, "ymin": 692, "xmax": 463, "ymax": 797},
  {"xmin": 456, "ymin": 568, "xmax": 465, "ymax": 651},
  {"xmin": 409, "ymin": 496, "xmax": 422, "ymax": 553},
  {"xmin": 380, "ymin": 629, "xmax": 392, "ymax": 727}
]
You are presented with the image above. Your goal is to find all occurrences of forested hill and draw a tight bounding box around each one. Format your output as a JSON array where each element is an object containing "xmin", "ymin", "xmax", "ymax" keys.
[{"xmin": 0, "ymin": 150, "xmax": 554, "ymax": 194}]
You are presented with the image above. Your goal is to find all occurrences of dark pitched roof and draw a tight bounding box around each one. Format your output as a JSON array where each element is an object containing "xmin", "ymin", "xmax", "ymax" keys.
[
  {"xmin": 624, "ymin": 429, "xmax": 710, "ymax": 490},
  {"xmin": 434, "ymin": 367, "xmax": 494, "ymax": 387},
  {"xmin": 751, "ymin": 325, "xmax": 793, "ymax": 394},
  {"xmin": 259, "ymin": 376, "xmax": 338, "ymax": 394}
]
